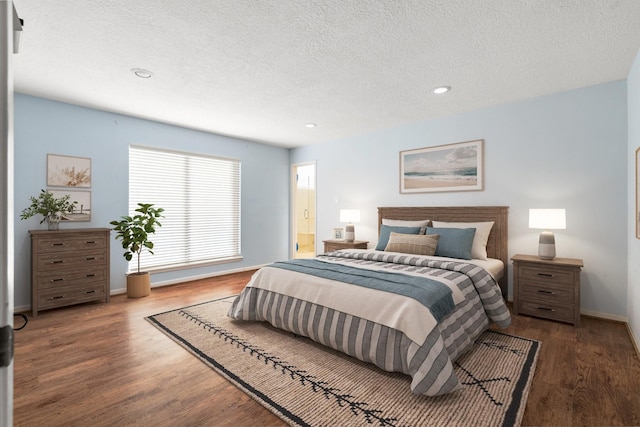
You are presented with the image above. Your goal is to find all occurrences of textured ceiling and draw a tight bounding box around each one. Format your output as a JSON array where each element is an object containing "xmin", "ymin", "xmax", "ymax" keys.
[{"xmin": 12, "ymin": 0, "xmax": 640, "ymax": 148}]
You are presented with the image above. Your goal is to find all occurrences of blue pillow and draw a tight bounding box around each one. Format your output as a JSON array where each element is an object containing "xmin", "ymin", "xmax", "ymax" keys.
[
  {"xmin": 425, "ymin": 227, "xmax": 476, "ymax": 260},
  {"xmin": 375, "ymin": 225, "xmax": 422, "ymax": 251}
]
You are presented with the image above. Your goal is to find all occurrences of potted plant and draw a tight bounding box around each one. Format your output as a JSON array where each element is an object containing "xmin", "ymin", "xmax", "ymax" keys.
[
  {"xmin": 20, "ymin": 189, "xmax": 77, "ymax": 230},
  {"xmin": 110, "ymin": 203, "xmax": 164, "ymax": 298}
]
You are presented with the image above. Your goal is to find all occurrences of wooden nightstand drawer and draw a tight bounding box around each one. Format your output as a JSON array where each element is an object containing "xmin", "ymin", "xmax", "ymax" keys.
[
  {"xmin": 323, "ymin": 240, "xmax": 368, "ymax": 252},
  {"xmin": 511, "ymin": 254, "xmax": 583, "ymax": 327},
  {"xmin": 520, "ymin": 282, "xmax": 573, "ymax": 305},
  {"xmin": 520, "ymin": 265, "xmax": 574, "ymax": 286},
  {"xmin": 518, "ymin": 300, "xmax": 575, "ymax": 324}
]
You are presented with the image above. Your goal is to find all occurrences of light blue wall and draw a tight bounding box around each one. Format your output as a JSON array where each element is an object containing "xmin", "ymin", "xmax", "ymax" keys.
[
  {"xmin": 628, "ymin": 49, "xmax": 640, "ymax": 347},
  {"xmin": 14, "ymin": 94, "xmax": 290, "ymax": 310},
  {"xmin": 292, "ymin": 81, "xmax": 628, "ymax": 319}
]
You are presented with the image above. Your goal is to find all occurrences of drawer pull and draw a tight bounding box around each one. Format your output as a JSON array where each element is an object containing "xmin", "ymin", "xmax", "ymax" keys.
[
  {"xmin": 50, "ymin": 278, "xmax": 64, "ymax": 282},
  {"xmin": 85, "ymin": 257, "xmax": 96, "ymax": 261},
  {"xmin": 48, "ymin": 295, "xmax": 64, "ymax": 300},
  {"xmin": 51, "ymin": 243, "xmax": 65, "ymax": 247},
  {"xmin": 537, "ymin": 307, "xmax": 556, "ymax": 312},
  {"xmin": 86, "ymin": 241, "xmax": 96, "ymax": 244},
  {"xmin": 84, "ymin": 290, "xmax": 96, "ymax": 294},
  {"xmin": 537, "ymin": 290, "xmax": 555, "ymax": 295},
  {"xmin": 537, "ymin": 273, "xmax": 554, "ymax": 278},
  {"xmin": 86, "ymin": 274, "xmax": 96, "ymax": 278},
  {"xmin": 51, "ymin": 260, "xmax": 64, "ymax": 264}
]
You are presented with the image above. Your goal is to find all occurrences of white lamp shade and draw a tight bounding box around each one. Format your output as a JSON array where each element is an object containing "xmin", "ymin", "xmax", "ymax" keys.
[
  {"xmin": 339, "ymin": 209, "xmax": 361, "ymax": 223},
  {"xmin": 528, "ymin": 209, "xmax": 566, "ymax": 230}
]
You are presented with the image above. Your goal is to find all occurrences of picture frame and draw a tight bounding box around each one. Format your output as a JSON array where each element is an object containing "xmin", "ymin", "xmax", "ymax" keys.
[
  {"xmin": 636, "ymin": 147, "xmax": 640, "ymax": 239},
  {"xmin": 47, "ymin": 154, "xmax": 92, "ymax": 188},
  {"xmin": 49, "ymin": 189, "xmax": 91, "ymax": 222},
  {"xmin": 399, "ymin": 139, "xmax": 484, "ymax": 193},
  {"xmin": 333, "ymin": 227, "xmax": 344, "ymax": 240}
]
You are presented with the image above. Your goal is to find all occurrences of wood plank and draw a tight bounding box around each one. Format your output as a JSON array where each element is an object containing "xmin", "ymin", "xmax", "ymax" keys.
[{"xmin": 13, "ymin": 271, "xmax": 640, "ymax": 426}]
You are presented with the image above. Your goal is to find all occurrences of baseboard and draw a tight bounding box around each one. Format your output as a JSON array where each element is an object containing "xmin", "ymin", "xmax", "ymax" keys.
[
  {"xmin": 627, "ymin": 322, "xmax": 640, "ymax": 360},
  {"xmin": 145, "ymin": 264, "xmax": 265, "ymax": 290},
  {"xmin": 580, "ymin": 309, "xmax": 627, "ymax": 323},
  {"xmin": 15, "ymin": 304, "xmax": 29, "ymax": 314}
]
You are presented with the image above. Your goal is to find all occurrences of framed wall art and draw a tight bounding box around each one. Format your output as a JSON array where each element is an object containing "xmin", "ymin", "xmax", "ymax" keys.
[
  {"xmin": 47, "ymin": 154, "xmax": 91, "ymax": 188},
  {"xmin": 50, "ymin": 189, "xmax": 91, "ymax": 222},
  {"xmin": 400, "ymin": 139, "xmax": 484, "ymax": 193}
]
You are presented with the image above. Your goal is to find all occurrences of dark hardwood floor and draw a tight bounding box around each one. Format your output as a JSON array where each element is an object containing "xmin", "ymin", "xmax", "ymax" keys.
[{"xmin": 13, "ymin": 271, "xmax": 640, "ymax": 426}]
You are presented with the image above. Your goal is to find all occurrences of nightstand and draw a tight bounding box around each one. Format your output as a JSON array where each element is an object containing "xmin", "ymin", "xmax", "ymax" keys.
[
  {"xmin": 323, "ymin": 240, "xmax": 368, "ymax": 252},
  {"xmin": 512, "ymin": 254, "xmax": 583, "ymax": 327}
]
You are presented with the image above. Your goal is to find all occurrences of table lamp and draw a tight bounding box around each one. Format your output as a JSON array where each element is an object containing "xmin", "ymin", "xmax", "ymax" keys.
[
  {"xmin": 529, "ymin": 209, "xmax": 566, "ymax": 260},
  {"xmin": 340, "ymin": 209, "xmax": 360, "ymax": 242}
]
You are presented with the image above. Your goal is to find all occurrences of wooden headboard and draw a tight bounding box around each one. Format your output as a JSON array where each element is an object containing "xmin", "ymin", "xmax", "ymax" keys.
[{"xmin": 378, "ymin": 206, "xmax": 509, "ymax": 298}]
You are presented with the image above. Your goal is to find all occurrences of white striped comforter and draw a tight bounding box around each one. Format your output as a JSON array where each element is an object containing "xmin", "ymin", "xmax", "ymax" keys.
[{"xmin": 228, "ymin": 249, "xmax": 511, "ymax": 396}]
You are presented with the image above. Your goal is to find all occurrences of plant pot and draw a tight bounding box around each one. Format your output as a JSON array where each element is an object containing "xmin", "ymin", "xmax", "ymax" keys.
[
  {"xmin": 46, "ymin": 217, "xmax": 60, "ymax": 231},
  {"xmin": 127, "ymin": 272, "xmax": 151, "ymax": 298}
]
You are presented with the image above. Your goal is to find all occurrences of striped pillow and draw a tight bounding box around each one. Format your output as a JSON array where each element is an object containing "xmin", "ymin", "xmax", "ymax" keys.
[{"xmin": 384, "ymin": 232, "xmax": 439, "ymax": 256}]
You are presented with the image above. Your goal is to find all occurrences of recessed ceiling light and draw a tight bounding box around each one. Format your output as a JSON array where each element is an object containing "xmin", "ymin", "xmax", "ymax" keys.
[
  {"xmin": 131, "ymin": 68, "xmax": 153, "ymax": 79},
  {"xmin": 305, "ymin": 123, "xmax": 317, "ymax": 128},
  {"xmin": 432, "ymin": 86, "xmax": 451, "ymax": 94}
]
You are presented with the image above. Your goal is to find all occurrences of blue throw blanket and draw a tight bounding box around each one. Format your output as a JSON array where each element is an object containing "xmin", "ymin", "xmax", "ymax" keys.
[{"xmin": 270, "ymin": 258, "xmax": 455, "ymax": 322}]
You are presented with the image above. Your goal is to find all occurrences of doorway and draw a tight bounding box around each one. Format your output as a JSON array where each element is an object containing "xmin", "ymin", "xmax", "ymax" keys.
[{"xmin": 292, "ymin": 162, "xmax": 316, "ymax": 259}]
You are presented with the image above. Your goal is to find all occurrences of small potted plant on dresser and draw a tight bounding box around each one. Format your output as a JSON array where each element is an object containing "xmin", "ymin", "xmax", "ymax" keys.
[
  {"xmin": 20, "ymin": 189, "xmax": 77, "ymax": 230},
  {"xmin": 110, "ymin": 203, "xmax": 164, "ymax": 298}
]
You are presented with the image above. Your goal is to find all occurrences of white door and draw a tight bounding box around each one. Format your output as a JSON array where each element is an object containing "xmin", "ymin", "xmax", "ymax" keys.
[
  {"xmin": 1, "ymin": 2, "xmax": 19, "ymax": 425},
  {"xmin": 292, "ymin": 162, "xmax": 316, "ymax": 259}
]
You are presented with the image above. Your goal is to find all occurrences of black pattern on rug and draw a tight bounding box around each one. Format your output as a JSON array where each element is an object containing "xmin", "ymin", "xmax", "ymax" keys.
[
  {"xmin": 453, "ymin": 334, "xmax": 527, "ymax": 407},
  {"xmin": 180, "ymin": 308, "xmax": 400, "ymax": 426}
]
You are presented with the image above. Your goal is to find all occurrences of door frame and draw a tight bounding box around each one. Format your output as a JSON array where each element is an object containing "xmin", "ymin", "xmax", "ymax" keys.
[
  {"xmin": 291, "ymin": 161, "xmax": 316, "ymax": 259},
  {"xmin": 1, "ymin": 1, "xmax": 18, "ymax": 425}
]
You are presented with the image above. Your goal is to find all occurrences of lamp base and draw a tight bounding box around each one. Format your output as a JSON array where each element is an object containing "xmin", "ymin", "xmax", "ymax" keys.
[
  {"xmin": 538, "ymin": 231, "xmax": 556, "ymax": 260},
  {"xmin": 345, "ymin": 223, "xmax": 355, "ymax": 242}
]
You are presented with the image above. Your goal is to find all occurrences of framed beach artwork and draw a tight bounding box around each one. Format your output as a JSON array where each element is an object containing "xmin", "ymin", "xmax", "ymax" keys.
[
  {"xmin": 400, "ymin": 139, "xmax": 484, "ymax": 193},
  {"xmin": 47, "ymin": 154, "xmax": 91, "ymax": 188},
  {"xmin": 49, "ymin": 189, "xmax": 92, "ymax": 222}
]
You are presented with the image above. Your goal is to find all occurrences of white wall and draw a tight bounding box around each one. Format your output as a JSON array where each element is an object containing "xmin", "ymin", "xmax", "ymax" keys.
[
  {"xmin": 291, "ymin": 81, "xmax": 628, "ymax": 319},
  {"xmin": 628, "ymin": 49, "xmax": 640, "ymax": 348},
  {"xmin": 13, "ymin": 94, "xmax": 290, "ymax": 310}
]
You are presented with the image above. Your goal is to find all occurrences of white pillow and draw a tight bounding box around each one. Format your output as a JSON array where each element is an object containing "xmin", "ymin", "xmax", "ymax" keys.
[
  {"xmin": 432, "ymin": 221, "xmax": 494, "ymax": 260},
  {"xmin": 382, "ymin": 218, "xmax": 430, "ymax": 233}
]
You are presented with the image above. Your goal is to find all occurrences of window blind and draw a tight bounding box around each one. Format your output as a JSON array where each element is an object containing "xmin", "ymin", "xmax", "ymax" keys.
[{"xmin": 129, "ymin": 145, "xmax": 241, "ymax": 272}]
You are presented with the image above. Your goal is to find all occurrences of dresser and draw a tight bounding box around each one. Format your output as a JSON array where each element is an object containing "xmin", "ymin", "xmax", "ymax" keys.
[
  {"xmin": 30, "ymin": 228, "xmax": 111, "ymax": 317},
  {"xmin": 322, "ymin": 239, "xmax": 368, "ymax": 252},
  {"xmin": 511, "ymin": 254, "xmax": 583, "ymax": 327}
]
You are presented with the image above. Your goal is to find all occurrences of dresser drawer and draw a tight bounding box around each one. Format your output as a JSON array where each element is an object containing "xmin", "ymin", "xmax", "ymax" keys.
[
  {"xmin": 37, "ymin": 286, "xmax": 107, "ymax": 310},
  {"xmin": 36, "ymin": 268, "xmax": 107, "ymax": 291},
  {"xmin": 36, "ymin": 234, "xmax": 107, "ymax": 254},
  {"xmin": 519, "ymin": 265, "xmax": 574, "ymax": 285},
  {"xmin": 36, "ymin": 250, "xmax": 107, "ymax": 272},
  {"xmin": 518, "ymin": 299, "xmax": 575, "ymax": 324}
]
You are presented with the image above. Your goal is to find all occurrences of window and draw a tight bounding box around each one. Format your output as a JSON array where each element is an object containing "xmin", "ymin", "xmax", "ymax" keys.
[{"xmin": 129, "ymin": 145, "xmax": 241, "ymax": 272}]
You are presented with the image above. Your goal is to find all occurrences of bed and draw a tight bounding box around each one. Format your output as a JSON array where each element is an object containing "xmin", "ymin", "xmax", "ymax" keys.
[{"xmin": 228, "ymin": 206, "xmax": 511, "ymax": 396}]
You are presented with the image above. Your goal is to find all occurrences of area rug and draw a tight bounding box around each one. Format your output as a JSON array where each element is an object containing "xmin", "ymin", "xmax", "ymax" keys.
[{"xmin": 147, "ymin": 297, "xmax": 540, "ymax": 427}]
